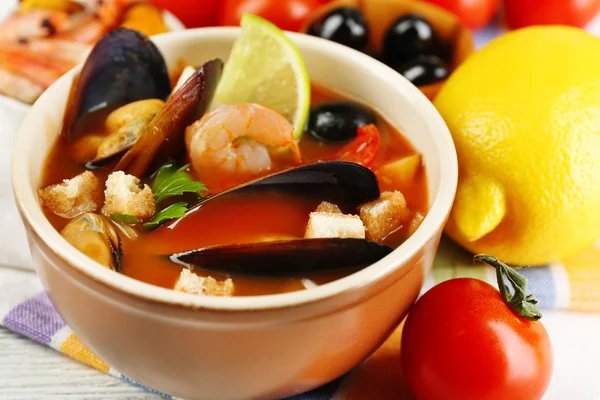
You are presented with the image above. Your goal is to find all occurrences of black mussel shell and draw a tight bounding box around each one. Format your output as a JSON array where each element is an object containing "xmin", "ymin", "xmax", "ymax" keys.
[
  {"xmin": 307, "ymin": 7, "xmax": 369, "ymax": 52},
  {"xmin": 62, "ymin": 28, "xmax": 170, "ymax": 140},
  {"xmin": 394, "ymin": 55, "xmax": 449, "ymax": 86},
  {"xmin": 170, "ymin": 238, "xmax": 393, "ymax": 276},
  {"xmin": 181, "ymin": 161, "xmax": 380, "ymax": 218},
  {"xmin": 115, "ymin": 58, "xmax": 223, "ymax": 177},
  {"xmin": 383, "ymin": 14, "xmax": 445, "ymax": 67},
  {"xmin": 307, "ymin": 101, "xmax": 376, "ymax": 143}
]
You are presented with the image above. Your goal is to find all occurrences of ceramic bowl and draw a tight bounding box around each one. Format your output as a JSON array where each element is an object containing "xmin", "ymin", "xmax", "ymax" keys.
[{"xmin": 12, "ymin": 28, "xmax": 457, "ymax": 400}]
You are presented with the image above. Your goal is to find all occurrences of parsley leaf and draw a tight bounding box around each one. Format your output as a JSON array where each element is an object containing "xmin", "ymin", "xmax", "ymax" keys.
[
  {"xmin": 110, "ymin": 213, "xmax": 139, "ymax": 224},
  {"xmin": 142, "ymin": 202, "xmax": 188, "ymax": 231},
  {"xmin": 152, "ymin": 161, "xmax": 206, "ymax": 204}
]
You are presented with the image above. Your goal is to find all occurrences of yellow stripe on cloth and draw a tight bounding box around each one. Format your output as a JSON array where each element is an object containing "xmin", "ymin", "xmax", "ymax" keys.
[
  {"xmin": 60, "ymin": 334, "xmax": 110, "ymax": 373},
  {"xmin": 563, "ymin": 246, "xmax": 600, "ymax": 311}
]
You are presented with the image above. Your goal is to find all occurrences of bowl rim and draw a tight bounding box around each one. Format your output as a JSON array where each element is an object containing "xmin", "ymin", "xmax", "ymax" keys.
[{"xmin": 11, "ymin": 27, "xmax": 458, "ymax": 312}]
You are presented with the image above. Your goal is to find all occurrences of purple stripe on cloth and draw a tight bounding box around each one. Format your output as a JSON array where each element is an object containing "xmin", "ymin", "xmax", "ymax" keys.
[{"xmin": 2, "ymin": 292, "xmax": 65, "ymax": 345}]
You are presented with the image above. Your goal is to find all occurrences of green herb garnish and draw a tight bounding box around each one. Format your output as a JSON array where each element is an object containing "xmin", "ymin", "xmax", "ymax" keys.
[
  {"xmin": 142, "ymin": 202, "xmax": 188, "ymax": 231},
  {"xmin": 152, "ymin": 161, "xmax": 206, "ymax": 204},
  {"xmin": 110, "ymin": 213, "xmax": 139, "ymax": 224}
]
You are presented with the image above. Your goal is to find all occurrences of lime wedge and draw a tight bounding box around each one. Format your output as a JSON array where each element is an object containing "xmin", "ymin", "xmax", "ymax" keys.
[{"xmin": 210, "ymin": 14, "xmax": 310, "ymax": 140}]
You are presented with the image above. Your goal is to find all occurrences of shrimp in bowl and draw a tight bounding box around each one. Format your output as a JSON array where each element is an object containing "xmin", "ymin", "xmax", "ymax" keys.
[{"xmin": 185, "ymin": 103, "xmax": 302, "ymax": 189}]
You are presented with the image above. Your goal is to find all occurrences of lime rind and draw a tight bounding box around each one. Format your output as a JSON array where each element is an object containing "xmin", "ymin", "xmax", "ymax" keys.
[{"xmin": 211, "ymin": 14, "xmax": 310, "ymax": 140}]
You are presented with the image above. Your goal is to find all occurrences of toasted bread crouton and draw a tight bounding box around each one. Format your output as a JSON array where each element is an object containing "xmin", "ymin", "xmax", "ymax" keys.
[
  {"xmin": 305, "ymin": 212, "xmax": 365, "ymax": 239},
  {"xmin": 101, "ymin": 171, "xmax": 155, "ymax": 221},
  {"xmin": 315, "ymin": 201, "xmax": 342, "ymax": 214},
  {"xmin": 37, "ymin": 171, "xmax": 103, "ymax": 218},
  {"xmin": 359, "ymin": 191, "xmax": 411, "ymax": 242},
  {"xmin": 174, "ymin": 269, "xmax": 234, "ymax": 296}
]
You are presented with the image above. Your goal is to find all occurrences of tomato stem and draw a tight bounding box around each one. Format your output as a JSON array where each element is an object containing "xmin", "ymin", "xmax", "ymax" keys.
[{"xmin": 474, "ymin": 255, "xmax": 542, "ymax": 321}]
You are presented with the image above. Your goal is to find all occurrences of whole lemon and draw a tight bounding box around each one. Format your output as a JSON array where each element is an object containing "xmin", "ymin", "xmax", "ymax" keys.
[{"xmin": 435, "ymin": 26, "xmax": 600, "ymax": 266}]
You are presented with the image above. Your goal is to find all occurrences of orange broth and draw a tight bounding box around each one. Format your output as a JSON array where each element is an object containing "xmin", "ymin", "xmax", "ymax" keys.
[{"xmin": 39, "ymin": 85, "xmax": 429, "ymax": 296}]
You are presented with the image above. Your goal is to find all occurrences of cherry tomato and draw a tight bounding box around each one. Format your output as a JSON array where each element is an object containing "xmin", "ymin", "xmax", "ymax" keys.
[
  {"xmin": 219, "ymin": 0, "xmax": 320, "ymax": 32},
  {"xmin": 150, "ymin": 0, "xmax": 221, "ymax": 28},
  {"xmin": 401, "ymin": 277, "xmax": 553, "ymax": 400},
  {"xmin": 503, "ymin": 0, "xmax": 600, "ymax": 29},
  {"xmin": 334, "ymin": 123, "xmax": 380, "ymax": 167},
  {"xmin": 422, "ymin": 0, "xmax": 500, "ymax": 30}
]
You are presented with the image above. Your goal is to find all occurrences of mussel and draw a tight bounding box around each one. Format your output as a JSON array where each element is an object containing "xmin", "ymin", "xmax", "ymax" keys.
[
  {"xmin": 62, "ymin": 28, "xmax": 171, "ymax": 141},
  {"xmin": 86, "ymin": 99, "xmax": 165, "ymax": 168},
  {"xmin": 115, "ymin": 58, "xmax": 223, "ymax": 177},
  {"xmin": 60, "ymin": 213, "xmax": 123, "ymax": 272},
  {"xmin": 170, "ymin": 238, "xmax": 393, "ymax": 276},
  {"xmin": 180, "ymin": 161, "xmax": 381, "ymax": 218},
  {"xmin": 165, "ymin": 161, "xmax": 389, "ymax": 277}
]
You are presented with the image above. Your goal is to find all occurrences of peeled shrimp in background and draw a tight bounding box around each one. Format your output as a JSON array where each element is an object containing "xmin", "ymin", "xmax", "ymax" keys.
[{"xmin": 0, "ymin": 0, "xmax": 169, "ymax": 104}]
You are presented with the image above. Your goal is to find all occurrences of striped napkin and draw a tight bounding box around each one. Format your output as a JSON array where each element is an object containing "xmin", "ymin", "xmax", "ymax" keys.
[{"xmin": 3, "ymin": 11, "xmax": 600, "ymax": 399}]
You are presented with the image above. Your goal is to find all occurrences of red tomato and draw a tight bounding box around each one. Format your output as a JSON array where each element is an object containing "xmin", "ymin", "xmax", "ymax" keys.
[
  {"xmin": 218, "ymin": 0, "xmax": 320, "ymax": 31},
  {"xmin": 150, "ymin": 0, "xmax": 221, "ymax": 28},
  {"xmin": 503, "ymin": 0, "xmax": 600, "ymax": 29},
  {"xmin": 422, "ymin": 0, "xmax": 500, "ymax": 30},
  {"xmin": 401, "ymin": 277, "xmax": 553, "ymax": 400},
  {"xmin": 334, "ymin": 124, "xmax": 380, "ymax": 167}
]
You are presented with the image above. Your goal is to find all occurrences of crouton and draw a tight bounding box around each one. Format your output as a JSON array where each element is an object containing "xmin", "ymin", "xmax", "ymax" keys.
[
  {"xmin": 37, "ymin": 171, "xmax": 103, "ymax": 218},
  {"xmin": 174, "ymin": 269, "xmax": 234, "ymax": 296},
  {"xmin": 315, "ymin": 201, "xmax": 342, "ymax": 214},
  {"xmin": 305, "ymin": 212, "xmax": 365, "ymax": 239},
  {"xmin": 359, "ymin": 191, "xmax": 411, "ymax": 242},
  {"xmin": 101, "ymin": 171, "xmax": 155, "ymax": 221}
]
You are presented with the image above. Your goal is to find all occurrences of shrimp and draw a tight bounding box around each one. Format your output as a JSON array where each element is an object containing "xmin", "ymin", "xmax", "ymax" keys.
[
  {"xmin": 84, "ymin": 0, "xmax": 136, "ymax": 27},
  {"xmin": 1, "ymin": 38, "xmax": 90, "ymax": 64},
  {"xmin": 0, "ymin": 48, "xmax": 72, "ymax": 88},
  {"xmin": 53, "ymin": 14, "xmax": 110, "ymax": 43},
  {"xmin": 0, "ymin": 10, "xmax": 71, "ymax": 42},
  {"xmin": 0, "ymin": 67, "xmax": 44, "ymax": 104},
  {"xmin": 185, "ymin": 103, "xmax": 302, "ymax": 186}
]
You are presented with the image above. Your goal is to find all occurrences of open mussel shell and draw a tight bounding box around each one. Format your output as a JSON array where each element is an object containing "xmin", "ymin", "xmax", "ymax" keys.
[
  {"xmin": 86, "ymin": 99, "xmax": 165, "ymax": 169},
  {"xmin": 115, "ymin": 58, "xmax": 223, "ymax": 177},
  {"xmin": 170, "ymin": 238, "xmax": 393, "ymax": 276},
  {"xmin": 60, "ymin": 213, "xmax": 123, "ymax": 272},
  {"xmin": 183, "ymin": 161, "xmax": 381, "ymax": 217},
  {"xmin": 62, "ymin": 28, "xmax": 171, "ymax": 141}
]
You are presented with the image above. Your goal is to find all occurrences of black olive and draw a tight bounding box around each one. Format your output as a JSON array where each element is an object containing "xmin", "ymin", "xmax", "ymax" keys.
[
  {"xmin": 307, "ymin": 102, "xmax": 376, "ymax": 144},
  {"xmin": 393, "ymin": 55, "xmax": 449, "ymax": 86},
  {"xmin": 383, "ymin": 14, "xmax": 446, "ymax": 66},
  {"xmin": 307, "ymin": 7, "xmax": 369, "ymax": 51}
]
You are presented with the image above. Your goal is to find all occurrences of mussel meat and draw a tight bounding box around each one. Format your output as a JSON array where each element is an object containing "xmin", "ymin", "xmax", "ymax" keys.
[
  {"xmin": 60, "ymin": 213, "xmax": 123, "ymax": 272},
  {"xmin": 62, "ymin": 28, "xmax": 171, "ymax": 141},
  {"xmin": 179, "ymin": 161, "xmax": 381, "ymax": 219},
  {"xmin": 170, "ymin": 238, "xmax": 393, "ymax": 276},
  {"xmin": 87, "ymin": 99, "xmax": 165, "ymax": 168},
  {"xmin": 115, "ymin": 58, "xmax": 224, "ymax": 177}
]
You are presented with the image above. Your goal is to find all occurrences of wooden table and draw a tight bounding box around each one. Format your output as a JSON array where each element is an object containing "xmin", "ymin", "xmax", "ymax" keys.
[{"xmin": 0, "ymin": 328, "xmax": 158, "ymax": 399}]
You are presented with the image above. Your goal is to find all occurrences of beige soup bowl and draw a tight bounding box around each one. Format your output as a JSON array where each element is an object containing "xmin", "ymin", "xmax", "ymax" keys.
[{"xmin": 12, "ymin": 28, "xmax": 457, "ymax": 400}]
